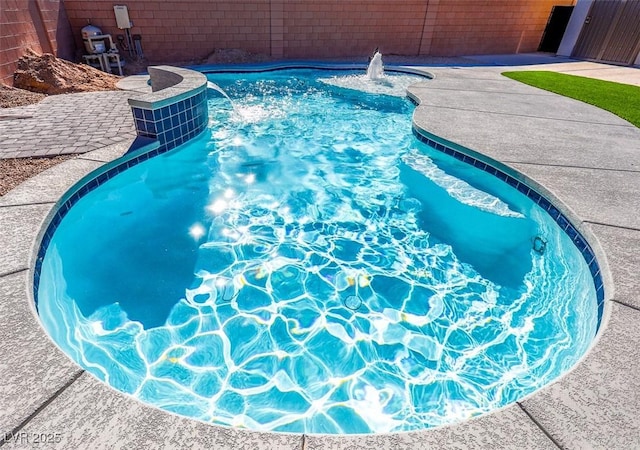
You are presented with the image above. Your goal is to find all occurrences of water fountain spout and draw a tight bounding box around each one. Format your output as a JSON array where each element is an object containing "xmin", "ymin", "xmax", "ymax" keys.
[
  {"xmin": 366, "ymin": 51, "xmax": 385, "ymax": 81},
  {"xmin": 207, "ymin": 81, "xmax": 235, "ymax": 109}
]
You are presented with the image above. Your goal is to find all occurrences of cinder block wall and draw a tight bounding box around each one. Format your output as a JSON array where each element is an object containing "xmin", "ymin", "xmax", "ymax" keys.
[
  {"xmin": 275, "ymin": 0, "xmax": 427, "ymax": 59},
  {"xmin": 63, "ymin": 0, "xmax": 572, "ymax": 64},
  {"xmin": 63, "ymin": 0, "xmax": 272, "ymax": 63},
  {"xmin": 423, "ymin": 0, "xmax": 573, "ymax": 56},
  {"xmin": 0, "ymin": 0, "xmax": 74, "ymax": 86},
  {"xmin": 2, "ymin": 0, "xmax": 573, "ymax": 85}
]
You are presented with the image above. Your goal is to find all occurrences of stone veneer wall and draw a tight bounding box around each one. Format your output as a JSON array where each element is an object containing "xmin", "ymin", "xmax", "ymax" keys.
[
  {"xmin": 62, "ymin": 0, "xmax": 574, "ymax": 63},
  {"xmin": 0, "ymin": 0, "xmax": 75, "ymax": 86}
]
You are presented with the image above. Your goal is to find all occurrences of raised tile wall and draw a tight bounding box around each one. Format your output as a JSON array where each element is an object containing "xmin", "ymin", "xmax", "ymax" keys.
[
  {"xmin": 131, "ymin": 90, "xmax": 208, "ymax": 151},
  {"xmin": 128, "ymin": 66, "xmax": 209, "ymax": 152}
]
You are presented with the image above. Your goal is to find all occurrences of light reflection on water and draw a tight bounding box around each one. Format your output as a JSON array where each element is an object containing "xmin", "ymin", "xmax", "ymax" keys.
[{"xmin": 37, "ymin": 70, "xmax": 597, "ymax": 434}]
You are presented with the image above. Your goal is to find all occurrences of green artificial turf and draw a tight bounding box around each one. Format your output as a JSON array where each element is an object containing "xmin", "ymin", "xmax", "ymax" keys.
[{"xmin": 502, "ymin": 71, "xmax": 640, "ymax": 128}]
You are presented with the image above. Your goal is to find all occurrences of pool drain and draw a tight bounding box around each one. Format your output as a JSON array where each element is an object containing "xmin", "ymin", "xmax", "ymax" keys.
[
  {"xmin": 533, "ymin": 236, "xmax": 547, "ymax": 255},
  {"xmin": 344, "ymin": 295, "xmax": 363, "ymax": 310}
]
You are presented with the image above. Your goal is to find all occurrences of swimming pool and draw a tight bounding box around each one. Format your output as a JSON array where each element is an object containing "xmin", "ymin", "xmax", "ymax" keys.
[{"xmin": 35, "ymin": 69, "xmax": 599, "ymax": 434}]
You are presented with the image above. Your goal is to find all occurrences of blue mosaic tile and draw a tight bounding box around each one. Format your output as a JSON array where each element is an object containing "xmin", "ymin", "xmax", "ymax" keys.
[
  {"xmin": 573, "ymin": 234, "xmax": 588, "ymax": 252},
  {"xmin": 495, "ymin": 171, "xmax": 508, "ymax": 181},
  {"xmin": 588, "ymin": 257, "xmax": 600, "ymax": 277},
  {"xmin": 596, "ymin": 275, "xmax": 604, "ymax": 293},
  {"xmin": 547, "ymin": 205, "xmax": 561, "ymax": 220},
  {"xmin": 528, "ymin": 190, "xmax": 541, "ymax": 203},
  {"xmin": 566, "ymin": 225, "xmax": 578, "ymax": 241},
  {"xmin": 96, "ymin": 172, "xmax": 108, "ymax": 184},
  {"xmin": 473, "ymin": 160, "xmax": 487, "ymax": 171},
  {"xmin": 516, "ymin": 183, "xmax": 530, "ymax": 196},
  {"xmin": 597, "ymin": 300, "xmax": 604, "ymax": 321},
  {"xmin": 538, "ymin": 197, "xmax": 551, "ymax": 210},
  {"xmin": 484, "ymin": 166, "xmax": 497, "ymax": 176},
  {"xmin": 557, "ymin": 214, "xmax": 569, "ymax": 230}
]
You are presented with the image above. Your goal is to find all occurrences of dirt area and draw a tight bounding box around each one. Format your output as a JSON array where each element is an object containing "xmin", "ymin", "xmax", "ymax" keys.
[{"xmin": 13, "ymin": 49, "xmax": 121, "ymax": 95}]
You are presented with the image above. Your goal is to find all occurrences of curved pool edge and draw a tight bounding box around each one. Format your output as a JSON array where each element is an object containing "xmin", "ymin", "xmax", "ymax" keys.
[
  {"xmin": 16, "ymin": 153, "xmax": 574, "ymax": 448},
  {"xmin": 407, "ymin": 86, "xmax": 615, "ymax": 416},
  {"xmin": 408, "ymin": 110, "xmax": 611, "ymax": 333},
  {"xmin": 4, "ymin": 64, "xmax": 639, "ymax": 448},
  {"xmin": 405, "ymin": 66, "xmax": 640, "ymax": 448},
  {"xmin": 14, "ymin": 142, "xmax": 305, "ymax": 449},
  {"xmin": 191, "ymin": 60, "xmax": 435, "ymax": 79},
  {"xmin": 26, "ymin": 65, "xmax": 613, "ymax": 438},
  {"xmin": 16, "ymin": 149, "xmax": 553, "ymax": 447}
]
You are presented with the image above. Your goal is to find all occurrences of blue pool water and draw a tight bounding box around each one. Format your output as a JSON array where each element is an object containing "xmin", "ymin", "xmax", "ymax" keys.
[{"xmin": 37, "ymin": 69, "xmax": 598, "ymax": 434}]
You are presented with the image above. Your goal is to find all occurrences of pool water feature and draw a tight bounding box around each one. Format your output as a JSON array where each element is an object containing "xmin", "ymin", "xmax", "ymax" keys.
[
  {"xmin": 367, "ymin": 51, "xmax": 385, "ymax": 80},
  {"xmin": 36, "ymin": 69, "xmax": 599, "ymax": 434}
]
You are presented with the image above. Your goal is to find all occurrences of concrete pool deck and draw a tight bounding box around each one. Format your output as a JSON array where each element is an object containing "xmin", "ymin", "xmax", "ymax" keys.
[{"xmin": 1, "ymin": 57, "xmax": 639, "ymax": 448}]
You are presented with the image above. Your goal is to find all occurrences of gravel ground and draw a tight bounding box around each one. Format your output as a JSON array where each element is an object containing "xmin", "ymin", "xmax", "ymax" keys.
[
  {"xmin": 0, "ymin": 85, "xmax": 46, "ymax": 108},
  {"xmin": 0, "ymin": 155, "xmax": 75, "ymax": 196}
]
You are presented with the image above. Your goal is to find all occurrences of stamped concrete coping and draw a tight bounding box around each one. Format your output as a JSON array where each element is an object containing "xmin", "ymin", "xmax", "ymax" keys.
[{"xmin": 128, "ymin": 65, "xmax": 208, "ymax": 109}]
